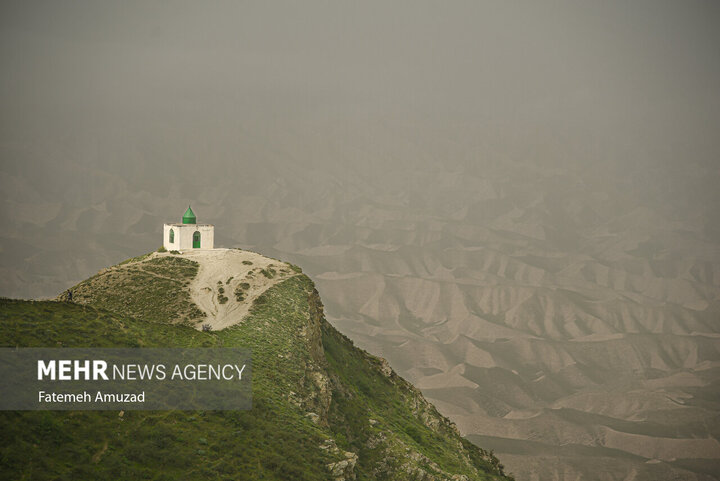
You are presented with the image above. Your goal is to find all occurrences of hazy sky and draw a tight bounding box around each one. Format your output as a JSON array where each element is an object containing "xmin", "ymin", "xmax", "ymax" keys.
[
  {"xmin": 1, "ymin": 0, "xmax": 719, "ymax": 262},
  {"xmin": 2, "ymin": 1, "xmax": 719, "ymax": 167}
]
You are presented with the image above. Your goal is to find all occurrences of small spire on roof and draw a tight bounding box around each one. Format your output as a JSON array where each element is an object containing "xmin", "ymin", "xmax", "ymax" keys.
[{"xmin": 182, "ymin": 205, "xmax": 197, "ymax": 224}]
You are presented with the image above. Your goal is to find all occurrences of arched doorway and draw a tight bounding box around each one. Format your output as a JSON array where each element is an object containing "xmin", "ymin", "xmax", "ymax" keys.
[
  {"xmin": 193, "ymin": 231, "xmax": 201, "ymax": 248},
  {"xmin": 169, "ymin": 229, "xmax": 175, "ymax": 244}
]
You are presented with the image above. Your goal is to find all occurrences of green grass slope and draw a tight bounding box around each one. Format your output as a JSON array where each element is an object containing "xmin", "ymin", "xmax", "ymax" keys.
[
  {"xmin": 58, "ymin": 254, "xmax": 205, "ymax": 325},
  {"xmin": 0, "ymin": 254, "xmax": 513, "ymax": 480}
]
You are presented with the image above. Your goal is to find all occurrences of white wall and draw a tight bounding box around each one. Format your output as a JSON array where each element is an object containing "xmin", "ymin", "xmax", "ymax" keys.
[{"xmin": 163, "ymin": 224, "xmax": 214, "ymax": 250}]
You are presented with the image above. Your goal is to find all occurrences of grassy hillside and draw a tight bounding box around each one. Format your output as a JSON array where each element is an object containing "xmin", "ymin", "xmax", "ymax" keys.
[
  {"xmin": 0, "ymin": 254, "xmax": 513, "ymax": 480},
  {"xmin": 60, "ymin": 254, "xmax": 205, "ymax": 325}
]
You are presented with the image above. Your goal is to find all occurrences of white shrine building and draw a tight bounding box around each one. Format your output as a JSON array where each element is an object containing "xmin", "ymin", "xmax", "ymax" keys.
[{"xmin": 163, "ymin": 206, "xmax": 214, "ymax": 250}]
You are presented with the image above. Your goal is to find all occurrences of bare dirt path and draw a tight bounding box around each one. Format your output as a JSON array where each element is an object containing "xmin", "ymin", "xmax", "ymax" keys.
[{"xmin": 167, "ymin": 248, "xmax": 297, "ymax": 330}]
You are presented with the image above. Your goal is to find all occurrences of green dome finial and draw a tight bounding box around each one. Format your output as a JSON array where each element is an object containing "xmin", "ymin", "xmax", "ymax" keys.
[{"xmin": 182, "ymin": 205, "xmax": 197, "ymax": 224}]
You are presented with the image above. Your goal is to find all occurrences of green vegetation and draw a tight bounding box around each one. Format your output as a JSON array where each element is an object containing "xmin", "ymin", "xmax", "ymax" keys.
[
  {"xmin": 0, "ymin": 296, "xmax": 332, "ymax": 480},
  {"xmin": 242, "ymin": 260, "xmax": 253, "ymax": 266},
  {"xmin": 157, "ymin": 246, "xmax": 167, "ymax": 253},
  {"xmin": 217, "ymin": 286, "xmax": 229, "ymax": 305},
  {"xmin": 260, "ymin": 267, "xmax": 277, "ymax": 279},
  {"xmin": 234, "ymin": 282, "xmax": 251, "ymax": 303},
  {"xmin": 62, "ymin": 255, "xmax": 205, "ymax": 325},
  {"xmin": 0, "ymin": 253, "xmax": 512, "ymax": 481},
  {"xmin": 323, "ymin": 327, "xmax": 509, "ymax": 479}
]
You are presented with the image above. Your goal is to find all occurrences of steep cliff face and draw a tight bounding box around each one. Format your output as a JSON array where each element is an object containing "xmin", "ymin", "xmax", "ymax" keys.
[
  {"xmin": 307, "ymin": 285, "xmax": 511, "ymax": 480},
  {"xmin": 1, "ymin": 251, "xmax": 514, "ymax": 481}
]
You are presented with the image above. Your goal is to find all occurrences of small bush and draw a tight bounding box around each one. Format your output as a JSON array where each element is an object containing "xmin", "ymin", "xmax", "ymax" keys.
[
  {"xmin": 242, "ymin": 260, "xmax": 253, "ymax": 265},
  {"xmin": 234, "ymin": 284, "xmax": 247, "ymax": 302},
  {"xmin": 261, "ymin": 268, "xmax": 276, "ymax": 279},
  {"xmin": 158, "ymin": 246, "xmax": 168, "ymax": 253}
]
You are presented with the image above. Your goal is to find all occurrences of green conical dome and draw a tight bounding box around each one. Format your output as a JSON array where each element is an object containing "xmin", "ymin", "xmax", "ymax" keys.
[{"xmin": 182, "ymin": 206, "xmax": 197, "ymax": 224}]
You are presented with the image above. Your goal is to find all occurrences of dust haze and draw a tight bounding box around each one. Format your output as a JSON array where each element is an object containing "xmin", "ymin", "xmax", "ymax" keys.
[{"xmin": 2, "ymin": 1, "xmax": 720, "ymax": 480}]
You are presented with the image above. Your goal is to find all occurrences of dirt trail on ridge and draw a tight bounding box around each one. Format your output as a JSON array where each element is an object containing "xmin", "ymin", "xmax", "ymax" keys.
[{"xmin": 174, "ymin": 248, "xmax": 296, "ymax": 330}]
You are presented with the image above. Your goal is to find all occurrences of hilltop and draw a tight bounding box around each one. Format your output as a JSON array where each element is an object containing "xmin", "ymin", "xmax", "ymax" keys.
[
  {"xmin": 0, "ymin": 249, "xmax": 513, "ymax": 481},
  {"xmin": 60, "ymin": 248, "xmax": 299, "ymax": 330}
]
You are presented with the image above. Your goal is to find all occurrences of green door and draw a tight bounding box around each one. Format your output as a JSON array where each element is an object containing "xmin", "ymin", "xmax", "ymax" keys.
[{"xmin": 193, "ymin": 231, "xmax": 201, "ymax": 248}]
